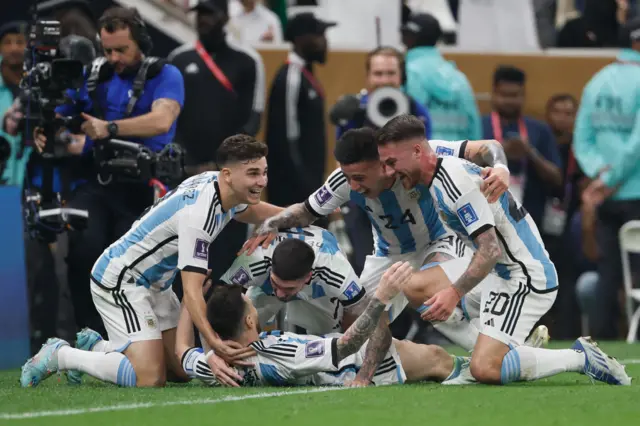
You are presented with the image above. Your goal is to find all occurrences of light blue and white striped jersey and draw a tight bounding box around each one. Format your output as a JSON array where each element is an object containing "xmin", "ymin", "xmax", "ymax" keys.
[
  {"xmin": 220, "ymin": 226, "xmax": 364, "ymax": 306},
  {"xmin": 306, "ymin": 140, "xmax": 468, "ymax": 256},
  {"xmin": 428, "ymin": 157, "xmax": 558, "ymax": 292},
  {"xmin": 234, "ymin": 330, "xmax": 405, "ymax": 387},
  {"xmin": 91, "ymin": 172, "xmax": 248, "ymax": 291}
]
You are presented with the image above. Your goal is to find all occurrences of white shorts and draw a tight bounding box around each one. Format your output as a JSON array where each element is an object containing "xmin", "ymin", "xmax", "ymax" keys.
[
  {"xmin": 439, "ymin": 259, "xmax": 557, "ymax": 346},
  {"xmin": 247, "ymin": 286, "xmax": 343, "ymax": 335},
  {"xmin": 91, "ymin": 282, "xmax": 181, "ymax": 349},
  {"xmin": 361, "ymin": 234, "xmax": 471, "ymax": 323}
]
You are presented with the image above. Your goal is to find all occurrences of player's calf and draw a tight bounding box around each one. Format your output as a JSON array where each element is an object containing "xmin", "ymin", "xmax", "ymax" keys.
[{"xmin": 123, "ymin": 340, "xmax": 167, "ymax": 387}]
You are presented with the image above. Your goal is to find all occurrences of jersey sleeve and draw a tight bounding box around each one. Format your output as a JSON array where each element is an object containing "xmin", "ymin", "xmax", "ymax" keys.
[
  {"xmin": 428, "ymin": 140, "xmax": 468, "ymax": 159},
  {"xmin": 435, "ymin": 160, "xmax": 495, "ymax": 240},
  {"xmin": 328, "ymin": 253, "xmax": 366, "ymax": 308},
  {"xmin": 220, "ymin": 249, "xmax": 270, "ymax": 288},
  {"xmin": 177, "ymin": 200, "xmax": 216, "ymax": 275},
  {"xmin": 153, "ymin": 64, "xmax": 185, "ymax": 108},
  {"xmin": 304, "ymin": 168, "xmax": 350, "ymax": 217}
]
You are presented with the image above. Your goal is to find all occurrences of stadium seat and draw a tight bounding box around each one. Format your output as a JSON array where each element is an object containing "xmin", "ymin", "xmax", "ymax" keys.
[{"xmin": 619, "ymin": 220, "xmax": 640, "ymax": 343}]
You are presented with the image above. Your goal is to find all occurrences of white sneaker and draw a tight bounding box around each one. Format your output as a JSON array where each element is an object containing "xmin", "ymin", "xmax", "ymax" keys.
[
  {"xmin": 571, "ymin": 336, "xmax": 632, "ymax": 386},
  {"xmin": 441, "ymin": 356, "xmax": 478, "ymax": 385},
  {"xmin": 524, "ymin": 325, "xmax": 550, "ymax": 348}
]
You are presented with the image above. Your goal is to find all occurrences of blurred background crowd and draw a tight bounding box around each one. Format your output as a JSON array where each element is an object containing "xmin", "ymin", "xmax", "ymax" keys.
[{"xmin": 2, "ymin": 0, "xmax": 640, "ymax": 356}]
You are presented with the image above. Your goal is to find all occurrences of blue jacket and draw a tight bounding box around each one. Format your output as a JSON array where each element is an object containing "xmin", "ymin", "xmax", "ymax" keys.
[
  {"xmin": 336, "ymin": 92, "xmax": 432, "ymax": 139},
  {"xmin": 574, "ymin": 49, "xmax": 640, "ymax": 201},
  {"xmin": 405, "ymin": 47, "xmax": 481, "ymax": 141}
]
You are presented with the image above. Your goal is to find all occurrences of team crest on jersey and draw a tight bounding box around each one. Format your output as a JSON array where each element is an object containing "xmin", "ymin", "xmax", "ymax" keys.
[
  {"xmin": 231, "ymin": 267, "xmax": 251, "ymax": 285},
  {"xmin": 145, "ymin": 315, "xmax": 157, "ymax": 329},
  {"xmin": 343, "ymin": 281, "xmax": 361, "ymax": 300},
  {"xmin": 305, "ymin": 340, "xmax": 325, "ymax": 358},
  {"xmin": 193, "ymin": 239, "xmax": 209, "ymax": 260},
  {"xmin": 436, "ymin": 146, "xmax": 454, "ymax": 156},
  {"xmin": 314, "ymin": 186, "xmax": 332, "ymax": 206},
  {"xmin": 408, "ymin": 188, "xmax": 421, "ymax": 200},
  {"xmin": 457, "ymin": 203, "xmax": 478, "ymax": 226}
]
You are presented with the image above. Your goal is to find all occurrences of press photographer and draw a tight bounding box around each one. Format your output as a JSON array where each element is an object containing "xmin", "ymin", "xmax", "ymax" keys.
[
  {"xmin": 329, "ymin": 46, "xmax": 432, "ymax": 274},
  {"xmin": 33, "ymin": 6, "xmax": 185, "ymax": 334}
]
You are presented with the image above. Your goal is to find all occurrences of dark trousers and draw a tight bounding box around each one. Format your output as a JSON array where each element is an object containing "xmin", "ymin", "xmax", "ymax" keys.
[
  {"xmin": 65, "ymin": 181, "xmax": 152, "ymax": 334},
  {"xmin": 592, "ymin": 199, "xmax": 640, "ymax": 339}
]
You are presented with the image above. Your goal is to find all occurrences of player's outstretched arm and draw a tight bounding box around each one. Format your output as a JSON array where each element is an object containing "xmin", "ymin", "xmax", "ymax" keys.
[
  {"xmin": 241, "ymin": 202, "xmax": 318, "ymax": 254},
  {"xmin": 234, "ymin": 202, "xmax": 285, "ymax": 225},
  {"xmin": 335, "ymin": 262, "xmax": 412, "ymax": 362},
  {"xmin": 464, "ymin": 140, "xmax": 510, "ymax": 203}
]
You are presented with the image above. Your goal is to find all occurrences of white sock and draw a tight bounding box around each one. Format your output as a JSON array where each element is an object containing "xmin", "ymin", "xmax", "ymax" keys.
[
  {"xmin": 91, "ymin": 340, "xmax": 112, "ymax": 352},
  {"xmin": 431, "ymin": 307, "xmax": 479, "ymax": 351},
  {"xmin": 57, "ymin": 346, "xmax": 136, "ymax": 387},
  {"xmin": 181, "ymin": 347, "xmax": 217, "ymax": 385},
  {"xmin": 501, "ymin": 346, "xmax": 585, "ymax": 384}
]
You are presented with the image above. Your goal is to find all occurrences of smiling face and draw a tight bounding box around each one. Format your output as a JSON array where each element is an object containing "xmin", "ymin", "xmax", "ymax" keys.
[
  {"xmin": 223, "ymin": 157, "xmax": 268, "ymax": 205},
  {"xmin": 378, "ymin": 140, "xmax": 425, "ymax": 189},
  {"xmin": 339, "ymin": 159, "xmax": 389, "ymax": 198}
]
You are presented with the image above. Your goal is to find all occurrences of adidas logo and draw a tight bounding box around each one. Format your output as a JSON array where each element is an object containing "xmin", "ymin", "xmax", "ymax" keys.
[{"xmin": 484, "ymin": 319, "xmax": 495, "ymax": 327}]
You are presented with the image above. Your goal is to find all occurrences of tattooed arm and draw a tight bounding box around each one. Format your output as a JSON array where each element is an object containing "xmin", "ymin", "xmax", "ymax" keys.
[
  {"xmin": 464, "ymin": 140, "xmax": 508, "ymax": 167},
  {"xmin": 452, "ymin": 227, "xmax": 502, "ymax": 295}
]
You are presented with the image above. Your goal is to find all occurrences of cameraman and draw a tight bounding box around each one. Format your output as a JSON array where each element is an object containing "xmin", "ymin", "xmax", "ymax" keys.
[
  {"xmin": 34, "ymin": 7, "xmax": 185, "ymax": 334},
  {"xmin": 330, "ymin": 46, "xmax": 432, "ymax": 274}
]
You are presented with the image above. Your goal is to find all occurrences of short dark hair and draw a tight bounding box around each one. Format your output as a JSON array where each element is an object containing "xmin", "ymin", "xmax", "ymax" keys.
[
  {"xmin": 334, "ymin": 128, "xmax": 379, "ymax": 165},
  {"xmin": 98, "ymin": 7, "xmax": 143, "ymax": 35},
  {"xmin": 206, "ymin": 282, "xmax": 247, "ymax": 341},
  {"xmin": 366, "ymin": 46, "xmax": 403, "ymax": 72},
  {"xmin": 376, "ymin": 114, "xmax": 426, "ymax": 146},
  {"xmin": 546, "ymin": 93, "xmax": 578, "ymax": 110},
  {"xmin": 216, "ymin": 134, "xmax": 268, "ymax": 167},
  {"xmin": 493, "ymin": 65, "xmax": 526, "ymax": 87},
  {"xmin": 271, "ymin": 239, "xmax": 315, "ymax": 281}
]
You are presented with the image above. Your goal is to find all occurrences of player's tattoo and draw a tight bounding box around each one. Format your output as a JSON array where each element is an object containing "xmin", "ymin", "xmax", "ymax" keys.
[
  {"xmin": 152, "ymin": 98, "xmax": 181, "ymax": 120},
  {"xmin": 424, "ymin": 251, "xmax": 454, "ymax": 264},
  {"xmin": 336, "ymin": 297, "xmax": 386, "ymax": 361},
  {"xmin": 466, "ymin": 141, "xmax": 507, "ymax": 167},
  {"xmin": 353, "ymin": 316, "xmax": 391, "ymax": 383},
  {"xmin": 452, "ymin": 227, "xmax": 501, "ymax": 296},
  {"xmin": 254, "ymin": 202, "xmax": 317, "ymax": 235}
]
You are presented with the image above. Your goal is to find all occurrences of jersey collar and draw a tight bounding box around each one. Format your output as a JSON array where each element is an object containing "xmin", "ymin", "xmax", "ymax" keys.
[
  {"xmin": 214, "ymin": 179, "xmax": 226, "ymax": 213},
  {"xmin": 426, "ymin": 157, "xmax": 443, "ymax": 188}
]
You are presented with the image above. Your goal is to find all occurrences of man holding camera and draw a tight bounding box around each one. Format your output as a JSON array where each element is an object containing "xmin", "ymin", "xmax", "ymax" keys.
[
  {"xmin": 34, "ymin": 7, "xmax": 185, "ymax": 335},
  {"xmin": 329, "ymin": 46, "xmax": 432, "ymax": 274}
]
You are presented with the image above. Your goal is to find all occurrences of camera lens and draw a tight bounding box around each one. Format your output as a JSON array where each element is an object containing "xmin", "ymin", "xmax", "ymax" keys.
[{"xmin": 379, "ymin": 98, "xmax": 398, "ymax": 118}]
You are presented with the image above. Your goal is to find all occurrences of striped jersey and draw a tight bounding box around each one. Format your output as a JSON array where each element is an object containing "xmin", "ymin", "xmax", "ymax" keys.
[
  {"xmin": 220, "ymin": 226, "xmax": 365, "ymax": 308},
  {"xmin": 306, "ymin": 140, "xmax": 468, "ymax": 256},
  {"xmin": 428, "ymin": 157, "xmax": 558, "ymax": 292},
  {"xmin": 91, "ymin": 172, "xmax": 248, "ymax": 291},
  {"xmin": 235, "ymin": 330, "xmax": 405, "ymax": 387}
]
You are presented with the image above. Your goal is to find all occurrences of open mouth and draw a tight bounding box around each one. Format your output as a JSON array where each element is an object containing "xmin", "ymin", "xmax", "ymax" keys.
[{"xmin": 249, "ymin": 188, "xmax": 262, "ymax": 195}]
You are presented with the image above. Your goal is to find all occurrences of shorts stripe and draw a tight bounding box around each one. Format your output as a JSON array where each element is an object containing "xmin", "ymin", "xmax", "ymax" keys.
[
  {"xmin": 113, "ymin": 290, "xmax": 141, "ymax": 334},
  {"xmin": 500, "ymin": 283, "xmax": 528, "ymax": 336},
  {"xmin": 112, "ymin": 292, "xmax": 131, "ymax": 334},
  {"xmin": 506, "ymin": 285, "xmax": 531, "ymax": 336}
]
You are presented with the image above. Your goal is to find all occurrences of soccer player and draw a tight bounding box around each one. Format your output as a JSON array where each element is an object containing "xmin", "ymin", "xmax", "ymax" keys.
[
  {"xmin": 177, "ymin": 262, "xmax": 472, "ymax": 387},
  {"xmin": 20, "ymin": 135, "xmax": 284, "ymax": 388},
  {"xmin": 243, "ymin": 129, "xmax": 510, "ymax": 365},
  {"xmin": 376, "ymin": 114, "xmax": 631, "ymax": 386},
  {"xmin": 220, "ymin": 226, "xmax": 366, "ymax": 335}
]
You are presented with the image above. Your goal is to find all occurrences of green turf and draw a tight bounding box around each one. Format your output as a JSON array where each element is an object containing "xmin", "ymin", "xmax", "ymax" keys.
[{"xmin": 1, "ymin": 341, "xmax": 639, "ymax": 426}]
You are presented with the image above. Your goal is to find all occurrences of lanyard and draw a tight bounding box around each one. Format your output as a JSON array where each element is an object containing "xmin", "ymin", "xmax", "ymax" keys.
[
  {"xmin": 490, "ymin": 111, "xmax": 528, "ymax": 142},
  {"xmin": 195, "ymin": 40, "xmax": 235, "ymax": 95},
  {"xmin": 286, "ymin": 60, "xmax": 325, "ymax": 98}
]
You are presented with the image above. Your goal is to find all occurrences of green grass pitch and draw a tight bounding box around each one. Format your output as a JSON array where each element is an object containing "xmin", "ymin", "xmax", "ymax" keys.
[{"xmin": 1, "ymin": 341, "xmax": 639, "ymax": 426}]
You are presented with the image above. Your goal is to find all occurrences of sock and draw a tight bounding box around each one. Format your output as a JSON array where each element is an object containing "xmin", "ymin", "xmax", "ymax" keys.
[
  {"xmin": 430, "ymin": 307, "xmax": 479, "ymax": 352},
  {"xmin": 57, "ymin": 346, "xmax": 137, "ymax": 387},
  {"xmin": 91, "ymin": 340, "xmax": 112, "ymax": 352},
  {"xmin": 181, "ymin": 347, "xmax": 217, "ymax": 385},
  {"xmin": 500, "ymin": 346, "xmax": 585, "ymax": 384}
]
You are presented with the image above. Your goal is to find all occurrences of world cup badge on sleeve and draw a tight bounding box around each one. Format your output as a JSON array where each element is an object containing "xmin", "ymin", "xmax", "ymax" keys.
[
  {"xmin": 305, "ymin": 340, "xmax": 325, "ymax": 358},
  {"xmin": 231, "ymin": 267, "xmax": 251, "ymax": 285},
  {"xmin": 457, "ymin": 203, "xmax": 479, "ymax": 226},
  {"xmin": 314, "ymin": 185, "xmax": 332, "ymax": 206},
  {"xmin": 193, "ymin": 238, "xmax": 209, "ymax": 260}
]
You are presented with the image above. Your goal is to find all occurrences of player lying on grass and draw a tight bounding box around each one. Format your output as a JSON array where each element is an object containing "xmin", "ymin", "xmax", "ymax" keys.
[
  {"xmin": 20, "ymin": 135, "xmax": 283, "ymax": 388},
  {"xmin": 376, "ymin": 114, "xmax": 631, "ymax": 386},
  {"xmin": 176, "ymin": 262, "xmax": 472, "ymax": 387}
]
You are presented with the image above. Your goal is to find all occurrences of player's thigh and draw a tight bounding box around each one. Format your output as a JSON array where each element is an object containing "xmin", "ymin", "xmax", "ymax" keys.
[
  {"xmin": 123, "ymin": 339, "xmax": 167, "ymax": 387},
  {"xmin": 478, "ymin": 277, "xmax": 556, "ymax": 348},
  {"xmin": 404, "ymin": 263, "xmax": 453, "ymax": 308},
  {"xmin": 393, "ymin": 339, "xmax": 453, "ymax": 383},
  {"xmin": 150, "ymin": 289, "xmax": 189, "ymax": 381}
]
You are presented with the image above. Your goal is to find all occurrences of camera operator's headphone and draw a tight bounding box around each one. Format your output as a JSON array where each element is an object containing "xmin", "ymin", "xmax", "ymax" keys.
[{"xmin": 98, "ymin": 7, "xmax": 153, "ymax": 55}]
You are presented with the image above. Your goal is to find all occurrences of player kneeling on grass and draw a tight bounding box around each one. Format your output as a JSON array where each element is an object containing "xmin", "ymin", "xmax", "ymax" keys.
[
  {"xmin": 176, "ymin": 262, "xmax": 471, "ymax": 387},
  {"xmin": 376, "ymin": 114, "xmax": 631, "ymax": 386}
]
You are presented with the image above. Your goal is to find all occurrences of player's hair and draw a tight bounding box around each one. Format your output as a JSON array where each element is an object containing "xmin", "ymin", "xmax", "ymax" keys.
[
  {"xmin": 493, "ymin": 65, "xmax": 526, "ymax": 87},
  {"xmin": 216, "ymin": 134, "xmax": 268, "ymax": 167},
  {"xmin": 334, "ymin": 127, "xmax": 379, "ymax": 165},
  {"xmin": 376, "ymin": 114, "xmax": 426, "ymax": 146},
  {"xmin": 271, "ymin": 239, "xmax": 315, "ymax": 281},
  {"xmin": 206, "ymin": 282, "xmax": 247, "ymax": 340},
  {"xmin": 365, "ymin": 46, "xmax": 404, "ymax": 72}
]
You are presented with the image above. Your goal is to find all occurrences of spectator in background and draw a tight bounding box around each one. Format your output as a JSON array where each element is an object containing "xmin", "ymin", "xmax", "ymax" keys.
[
  {"xmin": 228, "ymin": 0, "xmax": 283, "ymax": 45},
  {"xmin": 482, "ymin": 66, "xmax": 562, "ymax": 228},
  {"xmin": 265, "ymin": 12, "xmax": 335, "ymax": 208},
  {"xmin": 573, "ymin": 17, "xmax": 640, "ymax": 339},
  {"xmin": 402, "ymin": 13, "xmax": 481, "ymax": 141},
  {"xmin": 170, "ymin": 0, "xmax": 265, "ymax": 283},
  {"xmin": 557, "ymin": 0, "xmax": 635, "ymax": 48},
  {"xmin": 0, "ymin": 21, "xmax": 27, "ymax": 187}
]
